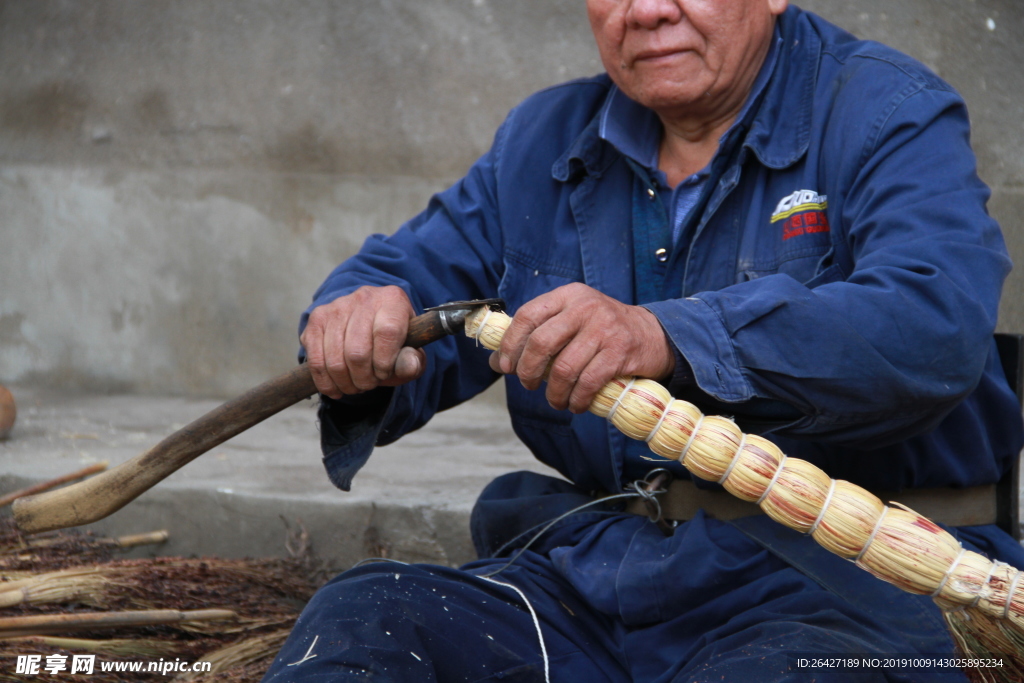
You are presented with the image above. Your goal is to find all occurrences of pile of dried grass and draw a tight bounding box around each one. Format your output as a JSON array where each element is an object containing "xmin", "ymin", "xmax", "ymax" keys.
[{"xmin": 0, "ymin": 519, "xmax": 321, "ymax": 682}]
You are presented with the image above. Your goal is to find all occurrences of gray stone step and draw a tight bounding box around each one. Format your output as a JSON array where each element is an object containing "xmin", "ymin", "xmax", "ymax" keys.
[{"xmin": 0, "ymin": 384, "xmax": 559, "ymax": 571}]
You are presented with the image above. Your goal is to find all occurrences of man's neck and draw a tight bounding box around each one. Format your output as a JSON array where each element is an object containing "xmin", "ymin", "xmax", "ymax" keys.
[
  {"xmin": 654, "ymin": 29, "xmax": 775, "ymax": 187},
  {"xmin": 657, "ymin": 113, "xmax": 736, "ymax": 186}
]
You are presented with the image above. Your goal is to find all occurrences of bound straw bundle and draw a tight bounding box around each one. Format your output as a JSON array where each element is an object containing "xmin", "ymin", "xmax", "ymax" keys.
[
  {"xmin": 0, "ymin": 519, "xmax": 323, "ymax": 682},
  {"xmin": 466, "ymin": 308, "xmax": 1024, "ymax": 677},
  {"xmin": 0, "ymin": 558, "xmax": 311, "ymax": 633}
]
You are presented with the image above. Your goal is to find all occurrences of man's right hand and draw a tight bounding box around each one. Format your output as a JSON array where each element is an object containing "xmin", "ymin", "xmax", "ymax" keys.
[{"xmin": 300, "ymin": 285, "xmax": 427, "ymax": 400}]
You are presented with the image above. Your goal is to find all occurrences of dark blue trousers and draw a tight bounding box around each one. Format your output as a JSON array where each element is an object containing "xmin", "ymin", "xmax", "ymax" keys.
[{"xmin": 263, "ymin": 473, "xmax": 1022, "ymax": 682}]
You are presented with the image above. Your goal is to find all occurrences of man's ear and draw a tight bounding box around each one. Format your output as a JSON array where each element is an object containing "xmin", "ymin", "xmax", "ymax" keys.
[{"xmin": 768, "ymin": 0, "xmax": 788, "ymax": 16}]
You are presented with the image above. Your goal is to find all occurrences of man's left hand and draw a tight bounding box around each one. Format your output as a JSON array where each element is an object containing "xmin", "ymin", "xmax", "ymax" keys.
[{"xmin": 489, "ymin": 283, "xmax": 675, "ymax": 413}]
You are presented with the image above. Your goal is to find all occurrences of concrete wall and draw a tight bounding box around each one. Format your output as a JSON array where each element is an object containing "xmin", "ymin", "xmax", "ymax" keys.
[{"xmin": 0, "ymin": 0, "xmax": 1021, "ymax": 396}]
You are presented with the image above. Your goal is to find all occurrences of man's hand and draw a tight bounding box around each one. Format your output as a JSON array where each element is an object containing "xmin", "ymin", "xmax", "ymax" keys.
[
  {"xmin": 300, "ymin": 285, "xmax": 426, "ymax": 399},
  {"xmin": 491, "ymin": 283, "xmax": 675, "ymax": 413}
]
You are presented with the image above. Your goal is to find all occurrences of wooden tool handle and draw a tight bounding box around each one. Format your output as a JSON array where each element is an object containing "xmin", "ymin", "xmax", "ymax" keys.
[
  {"xmin": 13, "ymin": 363, "xmax": 318, "ymax": 533},
  {"xmin": 12, "ymin": 308, "xmax": 459, "ymax": 534},
  {"xmin": 404, "ymin": 309, "xmax": 450, "ymax": 349}
]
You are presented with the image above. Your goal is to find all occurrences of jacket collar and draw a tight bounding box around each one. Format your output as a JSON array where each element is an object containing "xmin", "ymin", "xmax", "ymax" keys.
[
  {"xmin": 553, "ymin": 6, "xmax": 819, "ymax": 182},
  {"xmin": 743, "ymin": 6, "xmax": 819, "ymax": 169},
  {"xmin": 552, "ymin": 82, "xmax": 621, "ymax": 183}
]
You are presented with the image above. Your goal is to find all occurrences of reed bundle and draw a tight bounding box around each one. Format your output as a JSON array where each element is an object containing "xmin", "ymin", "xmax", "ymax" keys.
[
  {"xmin": 466, "ymin": 308, "xmax": 1024, "ymax": 675},
  {"xmin": 0, "ymin": 557, "xmax": 310, "ymax": 633},
  {"xmin": 0, "ymin": 608, "xmax": 237, "ymax": 638},
  {"xmin": 0, "ymin": 519, "xmax": 322, "ymax": 682},
  {"xmin": 0, "ymin": 519, "xmax": 167, "ymax": 573},
  {"xmin": 173, "ymin": 629, "xmax": 292, "ymax": 681},
  {"xmin": 1, "ymin": 634, "xmax": 187, "ymax": 658}
]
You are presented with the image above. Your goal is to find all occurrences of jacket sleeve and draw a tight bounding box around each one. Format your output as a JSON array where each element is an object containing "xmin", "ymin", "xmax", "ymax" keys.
[
  {"xmin": 298, "ymin": 119, "xmax": 512, "ymax": 490},
  {"xmin": 645, "ymin": 85, "xmax": 1012, "ymax": 448}
]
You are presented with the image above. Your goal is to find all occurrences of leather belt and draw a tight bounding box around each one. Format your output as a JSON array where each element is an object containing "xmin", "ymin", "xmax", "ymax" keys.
[{"xmin": 623, "ymin": 478, "xmax": 998, "ymax": 527}]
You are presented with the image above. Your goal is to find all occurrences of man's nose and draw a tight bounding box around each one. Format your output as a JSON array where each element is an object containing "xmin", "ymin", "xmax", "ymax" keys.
[{"xmin": 626, "ymin": 0, "xmax": 684, "ymax": 30}]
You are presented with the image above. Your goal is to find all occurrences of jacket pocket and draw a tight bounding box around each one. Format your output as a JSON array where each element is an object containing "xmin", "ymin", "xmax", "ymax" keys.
[
  {"xmin": 743, "ymin": 246, "xmax": 844, "ymax": 288},
  {"xmin": 498, "ymin": 248, "xmax": 585, "ymax": 313}
]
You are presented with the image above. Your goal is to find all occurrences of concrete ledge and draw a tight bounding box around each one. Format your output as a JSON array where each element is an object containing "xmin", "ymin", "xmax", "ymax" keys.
[{"xmin": 0, "ymin": 384, "xmax": 559, "ymax": 569}]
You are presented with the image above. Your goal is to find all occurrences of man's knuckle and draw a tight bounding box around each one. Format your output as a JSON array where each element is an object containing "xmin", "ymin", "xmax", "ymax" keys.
[
  {"xmin": 375, "ymin": 322, "xmax": 405, "ymax": 345},
  {"xmin": 514, "ymin": 305, "xmax": 541, "ymax": 328},
  {"xmin": 347, "ymin": 346, "xmax": 371, "ymax": 365},
  {"xmin": 549, "ymin": 357, "xmax": 578, "ymax": 383},
  {"xmin": 576, "ymin": 369, "xmax": 606, "ymax": 393},
  {"xmin": 526, "ymin": 328, "xmax": 556, "ymax": 352}
]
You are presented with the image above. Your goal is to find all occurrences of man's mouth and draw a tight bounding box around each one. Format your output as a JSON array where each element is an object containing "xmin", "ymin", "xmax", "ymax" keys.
[{"xmin": 633, "ymin": 47, "xmax": 691, "ymax": 65}]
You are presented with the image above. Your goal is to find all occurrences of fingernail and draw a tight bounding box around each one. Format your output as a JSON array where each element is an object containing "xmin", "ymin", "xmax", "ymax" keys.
[
  {"xmin": 397, "ymin": 353, "xmax": 421, "ymax": 379},
  {"xmin": 499, "ymin": 355, "xmax": 511, "ymax": 374}
]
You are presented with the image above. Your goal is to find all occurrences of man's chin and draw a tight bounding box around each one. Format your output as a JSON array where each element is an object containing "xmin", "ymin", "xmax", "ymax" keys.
[
  {"xmin": 626, "ymin": 84, "xmax": 709, "ymax": 116},
  {"xmin": 611, "ymin": 63, "xmax": 709, "ymax": 112}
]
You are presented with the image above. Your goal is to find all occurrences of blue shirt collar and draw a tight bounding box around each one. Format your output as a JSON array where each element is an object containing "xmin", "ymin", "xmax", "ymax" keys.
[{"xmin": 597, "ymin": 24, "xmax": 782, "ymax": 180}]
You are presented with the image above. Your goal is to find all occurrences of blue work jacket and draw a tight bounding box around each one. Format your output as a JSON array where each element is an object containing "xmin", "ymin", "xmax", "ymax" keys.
[{"xmin": 304, "ymin": 7, "xmax": 1022, "ymax": 503}]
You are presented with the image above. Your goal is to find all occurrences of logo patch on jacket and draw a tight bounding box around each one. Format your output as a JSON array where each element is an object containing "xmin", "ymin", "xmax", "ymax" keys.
[{"xmin": 771, "ymin": 189, "xmax": 830, "ymax": 241}]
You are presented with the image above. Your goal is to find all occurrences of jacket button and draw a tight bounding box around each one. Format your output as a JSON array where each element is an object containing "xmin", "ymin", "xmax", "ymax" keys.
[
  {"xmin": 655, "ymin": 248, "xmax": 668, "ymax": 262},
  {"xmin": 647, "ymin": 188, "xmax": 656, "ymax": 200}
]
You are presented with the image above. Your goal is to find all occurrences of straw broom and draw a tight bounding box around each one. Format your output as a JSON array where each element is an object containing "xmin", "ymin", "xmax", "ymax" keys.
[
  {"xmin": 1, "ymin": 634, "xmax": 188, "ymax": 658},
  {"xmin": 0, "ymin": 609, "xmax": 237, "ymax": 638},
  {"xmin": 467, "ymin": 308, "xmax": 1024, "ymax": 676},
  {"xmin": 0, "ymin": 557, "xmax": 313, "ymax": 633},
  {"xmin": 0, "ymin": 521, "xmax": 168, "ymax": 573},
  {"xmin": 171, "ymin": 628, "xmax": 292, "ymax": 682},
  {"xmin": 0, "ymin": 514, "xmax": 324, "ymax": 682}
]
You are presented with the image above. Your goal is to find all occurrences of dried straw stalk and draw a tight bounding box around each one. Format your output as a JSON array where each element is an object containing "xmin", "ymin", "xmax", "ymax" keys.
[
  {"xmin": 0, "ymin": 566, "xmax": 110, "ymax": 608},
  {"xmin": 174, "ymin": 629, "xmax": 292, "ymax": 680},
  {"xmin": 0, "ymin": 609, "xmax": 236, "ymax": 638},
  {"xmin": 0, "ymin": 462, "xmax": 109, "ymax": 509},
  {"xmin": 0, "ymin": 634, "xmax": 185, "ymax": 658},
  {"xmin": 465, "ymin": 309, "xmax": 1024, "ymax": 635},
  {"xmin": 0, "ymin": 557, "xmax": 310, "ymax": 634}
]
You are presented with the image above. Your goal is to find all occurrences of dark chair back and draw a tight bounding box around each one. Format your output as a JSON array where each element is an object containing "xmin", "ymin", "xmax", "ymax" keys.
[{"xmin": 995, "ymin": 334, "xmax": 1023, "ymax": 539}]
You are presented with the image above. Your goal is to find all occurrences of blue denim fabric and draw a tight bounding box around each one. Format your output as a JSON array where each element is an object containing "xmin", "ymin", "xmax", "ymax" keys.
[{"xmin": 265, "ymin": 469, "xmax": 1024, "ymax": 681}]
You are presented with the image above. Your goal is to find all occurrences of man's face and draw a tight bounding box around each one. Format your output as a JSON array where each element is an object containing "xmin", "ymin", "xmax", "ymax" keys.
[{"xmin": 587, "ymin": 0, "xmax": 788, "ymax": 118}]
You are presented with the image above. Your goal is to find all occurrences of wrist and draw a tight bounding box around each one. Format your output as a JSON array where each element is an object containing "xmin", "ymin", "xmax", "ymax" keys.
[{"xmin": 637, "ymin": 306, "xmax": 676, "ymax": 380}]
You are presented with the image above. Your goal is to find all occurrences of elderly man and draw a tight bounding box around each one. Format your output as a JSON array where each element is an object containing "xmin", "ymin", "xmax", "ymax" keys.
[{"xmin": 265, "ymin": 1, "xmax": 1024, "ymax": 681}]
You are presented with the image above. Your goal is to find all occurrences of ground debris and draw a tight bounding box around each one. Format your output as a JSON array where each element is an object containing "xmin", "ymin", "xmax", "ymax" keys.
[{"xmin": 0, "ymin": 519, "xmax": 324, "ymax": 682}]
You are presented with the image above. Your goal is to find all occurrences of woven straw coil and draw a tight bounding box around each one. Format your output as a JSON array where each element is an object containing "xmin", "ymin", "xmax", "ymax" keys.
[{"xmin": 465, "ymin": 308, "xmax": 1024, "ymax": 634}]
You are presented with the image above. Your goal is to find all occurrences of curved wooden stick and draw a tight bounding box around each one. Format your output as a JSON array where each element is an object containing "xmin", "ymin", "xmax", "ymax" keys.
[
  {"xmin": 12, "ymin": 364, "xmax": 317, "ymax": 534},
  {"xmin": 11, "ymin": 304, "xmax": 488, "ymax": 534}
]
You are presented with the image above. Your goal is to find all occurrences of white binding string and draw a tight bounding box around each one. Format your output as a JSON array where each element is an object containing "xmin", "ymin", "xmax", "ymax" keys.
[
  {"xmin": 932, "ymin": 547, "xmax": 968, "ymax": 598},
  {"xmin": 607, "ymin": 378, "xmax": 636, "ymax": 423},
  {"xmin": 480, "ymin": 576, "xmax": 549, "ymax": 683},
  {"xmin": 473, "ymin": 309, "xmax": 495, "ymax": 347},
  {"xmin": 717, "ymin": 434, "xmax": 747, "ymax": 485},
  {"xmin": 1004, "ymin": 569, "xmax": 1024, "ymax": 620},
  {"xmin": 855, "ymin": 506, "xmax": 890, "ymax": 565},
  {"xmin": 757, "ymin": 455, "xmax": 788, "ymax": 505},
  {"xmin": 972, "ymin": 560, "xmax": 1003, "ymax": 609},
  {"xmin": 809, "ymin": 479, "xmax": 837, "ymax": 535},
  {"xmin": 679, "ymin": 415, "xmax": 706, "ymax": 463},
  {"xmin": 645, "ymin": 402, "xmax": 672, "ymax": 444}
]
